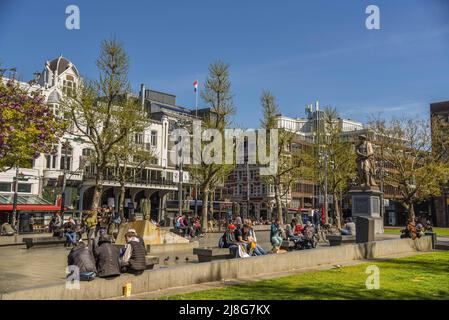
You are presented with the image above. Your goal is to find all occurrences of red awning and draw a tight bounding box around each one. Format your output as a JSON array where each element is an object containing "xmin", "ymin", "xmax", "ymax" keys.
[{"xmin": 0, "ymin": 204, "xmax": 62, "ymax": 212}]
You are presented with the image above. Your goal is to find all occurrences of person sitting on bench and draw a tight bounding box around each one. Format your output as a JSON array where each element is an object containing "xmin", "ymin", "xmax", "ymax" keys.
[
  {"xmin": 94, "ymin": 234, "xmax": 121, "ymax": 278},
  {"xmin": 218, "ymin": 224, "xmax": 239, "ymax": 257},
  {"xmin": 67, "ymin": 240, "xmax": 97, "ymax": 281},
  {"xmin": 270, "ymin": 218, "xmax": 284, "ymax": 253},
  {"xmin": 341, "ymin": 217, "xmax": 356, "ymax": 236},
  {"xmin": 63, "ymin": 217, "xmax": 78, "ymax": 247},
  {"xmin": 120, "ymin": 231, "xmax": 146, "ymax": 275},
  {"xmin": 1, "ymin": 222, "xmax": 15, "ymax": 236}
]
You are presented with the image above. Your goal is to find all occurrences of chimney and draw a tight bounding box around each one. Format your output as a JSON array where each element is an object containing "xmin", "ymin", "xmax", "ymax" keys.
[{"xmin": 140, "ymin": 83, "xmax": 145, "ymax": 110}]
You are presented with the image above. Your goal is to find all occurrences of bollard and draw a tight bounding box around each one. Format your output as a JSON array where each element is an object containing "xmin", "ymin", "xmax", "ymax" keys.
[{"xmin": 123, "ymin": 283, "xmax": 132, "ymax": 297}]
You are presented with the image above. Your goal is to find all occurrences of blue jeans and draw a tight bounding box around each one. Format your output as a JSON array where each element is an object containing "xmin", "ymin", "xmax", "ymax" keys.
[
  {"xmin": 229, "ymin": 244, "xmax": 239, "ymax": 258},
  {"xmin": 271, "ymin": 236, "xmax": 283, "ymax": 247},
  {"xmin": 66, "ymin": 231, "xmax": 77, "ymax": 245},
  {"xmin": 341, "ymin": 229, "xmax": 352, "ymax": 236},
  {"xmin": 253, "ymin": 244, "xmax": 267, "ymax": 256}
]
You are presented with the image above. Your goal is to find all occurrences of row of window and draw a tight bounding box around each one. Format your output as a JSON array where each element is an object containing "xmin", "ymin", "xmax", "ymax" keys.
[
  {"xmin": 0, "ymin": 182, "xmax": 32, "ymax": 193},
  {"xmin": 234, "ymin": 184, "xmax": 268, "ymax": 196}
]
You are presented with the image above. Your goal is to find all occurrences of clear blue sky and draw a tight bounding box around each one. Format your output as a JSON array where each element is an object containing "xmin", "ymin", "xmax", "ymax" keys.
[{"xmin": 1, "ymin": 0, "xmax": 448, "ymax": 127}]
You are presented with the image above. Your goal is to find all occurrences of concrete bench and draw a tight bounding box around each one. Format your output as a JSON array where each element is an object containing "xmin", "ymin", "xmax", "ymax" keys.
[
  {"xmin": 327, "ymin": 234, "xmax": 356, "ymax": 246},
  {"xmin": 342, "ymin": 235, "xmax": 356, "ymax": 243},
  {"xmin": 23, "ymin": 237, "xmax": 65, "ymax": 249},
  {"xmin": 281, "ymin": 240, "xmax": 294, "ymax": 250},
  {"xmin": 327, "ymin": 235, "xmax": 342, "ymax": 246},
  {"xmin": 193, "ymin": 247, "xmax": 233, "ymax": 263},
  {"xmin": 145, "ymin": 256, "xmax": 159, "ymax": 270}
]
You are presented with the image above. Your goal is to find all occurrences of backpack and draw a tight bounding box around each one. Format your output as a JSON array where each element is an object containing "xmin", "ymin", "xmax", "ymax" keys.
[{"xmin": 218, "ymin": 233, "xmax": 226, "ymax": 248}]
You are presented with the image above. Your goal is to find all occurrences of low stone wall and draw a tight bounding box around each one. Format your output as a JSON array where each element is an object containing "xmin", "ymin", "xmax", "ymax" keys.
[{"xmin": 0, "ymin": 236, "xmax": 432, "ymax": 300}]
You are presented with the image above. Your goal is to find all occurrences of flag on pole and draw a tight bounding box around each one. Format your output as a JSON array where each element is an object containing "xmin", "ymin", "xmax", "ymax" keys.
[{"xmin": 193, "ymin": 80, "xmax": 198, "ymax": 92}]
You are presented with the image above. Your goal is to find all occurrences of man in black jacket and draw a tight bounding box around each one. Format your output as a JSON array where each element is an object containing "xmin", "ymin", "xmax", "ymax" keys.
[
  {"xmin": 94, "ymin": 235, "xmax": 121, "ymax": 278},
  {"xmin": 67, "ymin": 241, "xmax": 97, "ymax": 281},
  {"xmin": 121, "ymin": 231, "xmax": 146, "ymax": 275}
]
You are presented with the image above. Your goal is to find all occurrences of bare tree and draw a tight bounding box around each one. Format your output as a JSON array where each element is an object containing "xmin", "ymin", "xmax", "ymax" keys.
[
  {"xmin": 63, "ymin": 38, "xmax": 144, "ymax": 210},
  {"xmin": 260, "ymin": 90, "xmax": 303, "ymax": 224},
  {"xmin": 187, "ymin": 61, "xmax": 236, "ymax": 231},
  {"xmin": 368, "ymin": 117, "xmax": 448, "ymax": 222}
]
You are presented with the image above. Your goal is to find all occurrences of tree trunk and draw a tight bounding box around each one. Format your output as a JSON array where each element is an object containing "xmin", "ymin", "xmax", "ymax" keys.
[
  {"xmin": 334, "ymin": 193, "xmax": 342, "ymax": 229},
  {"xmin": 118, "ymin": 182, "xmax": 126, "ymax": 221},
  {"xmin": 274, "ymin": 182, "xmax": 283, "ymax": 225},
  {"xmin": 91, "ymin": 167, "xmax": 104, "ymax": 210},
  {"xmin": 201, "ymin": 188, "xmax": 209, "ymax": 233},
  {"xmin": 407, "ymin": 201, "xmax": 416, "ymax": 222}
]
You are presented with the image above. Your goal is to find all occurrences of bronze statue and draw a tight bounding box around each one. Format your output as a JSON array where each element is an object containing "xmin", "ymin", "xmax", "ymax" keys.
[{"xmin": 356, "ymin": 135, "xmax": 377, "ymax": 187}]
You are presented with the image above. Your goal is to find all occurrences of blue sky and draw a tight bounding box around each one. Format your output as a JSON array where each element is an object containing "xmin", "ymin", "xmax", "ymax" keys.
[{"xmin": 1, "ymin": 0, "xmax": 448, "ymax": 127}]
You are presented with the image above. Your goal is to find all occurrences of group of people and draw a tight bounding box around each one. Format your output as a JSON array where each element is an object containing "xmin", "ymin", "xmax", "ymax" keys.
[
  {"xmin": 282, "ymin": 218, "xmax": 318, "ymax": 250},
  {"xmin": 401, "ymin": 218, "xmax": 433, "ymax": 240},
  {"xmin": 67, "ymin": 228, "xmax": 147, "ymax": 282},
  {"xmin": 48, "ymin": 206, "xmax": 122, "ymax": 247},
  {"xmin": 174, "ymin": 214, "xmax": 203, "ymax": 238},
  {"xmin": 219, "ymin": 216, "xmax": 268, "ymax": 257}
]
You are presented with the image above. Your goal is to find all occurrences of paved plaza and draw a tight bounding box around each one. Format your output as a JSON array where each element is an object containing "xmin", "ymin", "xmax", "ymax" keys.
[{"xmin": 0, "ymin": 231, "xmax": 426, "ymax": 296}]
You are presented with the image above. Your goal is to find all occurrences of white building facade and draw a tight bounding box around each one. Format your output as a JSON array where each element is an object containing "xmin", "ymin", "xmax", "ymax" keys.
[{"xmin": 0, "ymin": 56, "xmax": 184, "ymax": 225}]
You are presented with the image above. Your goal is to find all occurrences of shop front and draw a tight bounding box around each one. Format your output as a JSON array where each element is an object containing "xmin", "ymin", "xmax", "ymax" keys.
[{"xmin": 0, "ymin": 194, "xmax": 63, "ymax": 234}]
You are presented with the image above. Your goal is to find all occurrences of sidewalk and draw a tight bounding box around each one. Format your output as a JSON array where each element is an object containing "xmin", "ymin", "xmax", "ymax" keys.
[
  {"xmin": 0, "ymin": 231, "xmax": 444, "ymax": 296},
  {"xmin": 0, "ymin": 233, "xmax": 52, "ymax": 247}
]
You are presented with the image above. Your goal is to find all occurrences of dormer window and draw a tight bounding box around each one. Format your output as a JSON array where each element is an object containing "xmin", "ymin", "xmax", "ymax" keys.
[{"xmin": 63, "ymin": 75, "xmax": 76, "ymax": 96}]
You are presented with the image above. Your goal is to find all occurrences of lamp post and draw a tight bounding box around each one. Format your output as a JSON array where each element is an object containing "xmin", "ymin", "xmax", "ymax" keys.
[
  {"xmin": 173, "ymin": 120, "xmax": 189, "ymax": 217},
  {"xmin": 319, "ymin": 151, "xmax": 329, "ymax": 225},
  {"xmin": 12, "ymin": 166, "xmax": 19, "ymax": 232},
  {"xmin": 60, "ymin": 142, "xmax": 68, "ymax": 219},
  {"xmin": 178, "ymin": 141, "xmax": 183, "ymax": 217}
]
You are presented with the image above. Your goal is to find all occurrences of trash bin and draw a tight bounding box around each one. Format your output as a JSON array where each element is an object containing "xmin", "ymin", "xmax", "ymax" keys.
[{"xmin": 356, "ymin": 216, "xmax": 375, "ymax": 244}]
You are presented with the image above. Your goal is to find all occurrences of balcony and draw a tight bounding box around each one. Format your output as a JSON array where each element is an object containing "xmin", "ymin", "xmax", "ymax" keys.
[
  {"xmin": 43, "ymin": 169, "xmax": 83, "ymax": 181},
  {"xmin": 82, "ymin": 173, "xmax": 177, "ymax": 190}
]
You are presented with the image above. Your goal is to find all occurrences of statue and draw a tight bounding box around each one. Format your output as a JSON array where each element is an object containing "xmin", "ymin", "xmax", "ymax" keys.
[{"xmin": 355, "ymin": 135, "xmax": 377, "ymax": 188}]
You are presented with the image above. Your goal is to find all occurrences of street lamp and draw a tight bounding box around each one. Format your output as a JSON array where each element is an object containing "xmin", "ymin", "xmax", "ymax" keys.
[
  {"xmin": 59, "ymin": 136, "xmax": 85, "ymax": 221},
  {"xmin": 319, "ymin": 151, "xmax": 329, "ymax": 225},
  {"xmin": 173, "ymin": 120, "xmax": 189, "ymax": 217},
  {"xmin": 12, "ymin": 166, "xmax": 19, "ymax": 231}
]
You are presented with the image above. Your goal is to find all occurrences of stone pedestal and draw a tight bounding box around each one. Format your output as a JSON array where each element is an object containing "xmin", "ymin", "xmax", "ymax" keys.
[
  {"xmin": 349, "ymin": 187, "xmax": 384, "ymax": 234},
  {"xmin": 356, "ymin": 216, "xmax": 375, "ymax": 243}
]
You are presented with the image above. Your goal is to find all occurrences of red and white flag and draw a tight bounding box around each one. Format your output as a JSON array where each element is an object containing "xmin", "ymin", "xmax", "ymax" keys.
[{"xmin": 193, "ymin": 80, "xmax": 198, "ymax": 92}]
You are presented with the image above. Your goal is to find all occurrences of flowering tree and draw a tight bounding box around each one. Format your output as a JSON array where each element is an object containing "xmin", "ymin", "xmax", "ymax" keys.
[{"xmin": 0, "ymin": 79, "xmax": 66, "ymax": 171}]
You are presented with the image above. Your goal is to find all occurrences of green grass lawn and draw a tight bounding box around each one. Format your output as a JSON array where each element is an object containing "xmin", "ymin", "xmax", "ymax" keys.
[
  {"xmin": 163, "ymin": 251, "xmax": 449, "ymax": 300},
  {"xmin": 384, "ymin": 227, "xmax": 449, "ymax": 237}
]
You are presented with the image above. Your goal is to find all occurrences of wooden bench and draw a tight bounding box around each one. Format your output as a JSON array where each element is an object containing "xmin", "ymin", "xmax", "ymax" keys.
[
  {"xmin": 145, "ymin": 255, "xmax": 159, "ymax": 270},
  {"xmin": 23, "ymin": 237, "xmax": 65, "ymax": 249},
  {"xmin": 193, "ymin": 247, "xmax": 233, "ymax": 263}
]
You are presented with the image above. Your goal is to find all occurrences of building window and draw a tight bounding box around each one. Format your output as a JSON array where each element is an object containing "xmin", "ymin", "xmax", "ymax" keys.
[
  {"xmin": 82, "ymin": 148, "xmax": 93, "ymax": 156},
  {"xmin": 151, "ymin": 131, "xmax": 157, "ymax": 147},
  {"xmin": 135, "ymin": 133, "xmax": 144, "ymax": 144},
  {"xmin": 45, "ymin": 155, "xmax": 51, "ymax": 169},
  {"xmin": 60, "ymin": 147, "xmax": 73, "ymax": 171},
  {"xmin": 0, "ymin": 182, "xmax": 11, "ymax": 192},
  {"xmin": 63, "ymin": 76, "xmax": 76, "ymax": 97},
  {"xmin": 17, "ymin": 183, "xmax": 32, "ymax": 193}
]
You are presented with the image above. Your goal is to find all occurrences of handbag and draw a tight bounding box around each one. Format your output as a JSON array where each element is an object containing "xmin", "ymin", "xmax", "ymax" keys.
[{"xmin": 237, "ymin": 244, "xmax": 250, "ymax": 258}]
